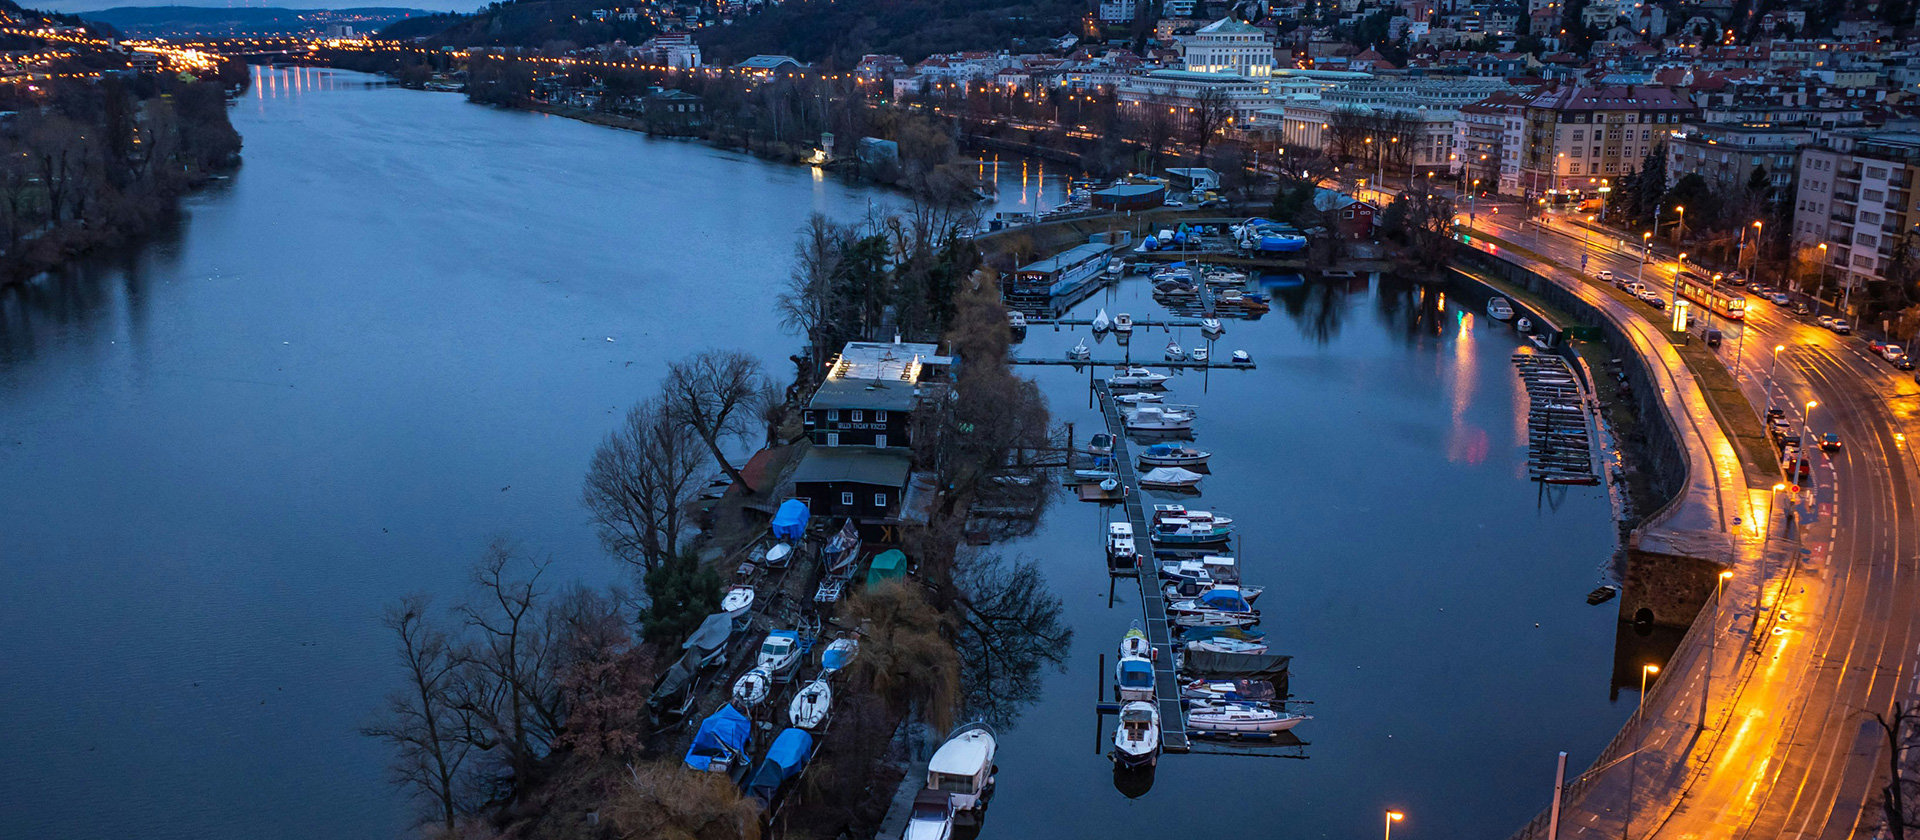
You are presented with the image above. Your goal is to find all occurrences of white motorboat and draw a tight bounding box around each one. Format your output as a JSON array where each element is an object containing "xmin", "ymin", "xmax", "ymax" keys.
[
  {"xmin": 1115, "ymin": 392, "xmax": 1164, "ymax": 405},
  {"xmin": 764, "ymin": 542, "xmax": 793, "ymax": 568},
  {"xmin": 1167, "ymin": 586, "xmax": 1259, "ymax": 627},
  {"xmin": 1230, "ymin": 350, "xmax": 1252, "ymax": 366},
  {"xmin": 1007, "ymin": 311, "xmax": 1028, "ymax": 331},
  {"xmin": 1114, "ymin": 655, "xmax": 1156, "ymax": 702},
  {"xmin": 1107, "ymin": 261, "xmax": 1126, "ymax": 277},
  {"xmin": 1205, "ymin": 268, "xmax": 1248, "ymax": 285},
  {"xmin": 1184, "ymin": 635, "xmax": 1269, "ymax": 655},
  {"xmin": 722, "ymin": 585, "xmax": 755, "ymax": 618},
  {"xmin": 732, "ymin": 667, "xmax": 773, "ymax": 708},
  {"xmin": 757, "ymin": 630, "xmax": 802, "ymax": 678},
  {"xmin": 1109, "ymin": 366, "xmax": 1169, "ymax": 388},
  {"xmin": 821, "ymin": 636, "xmax": 859, "ymax": 673},
  {"xmin": 1124, "ymin": 405, "xmax": 1196, "ymax": 433},
  {"xmin": 1139, "ymin": 466, "xmax": 1204, "ymax": 489},
  {"xmin": 1091, "ymin": 308, "xmax": 1112, "ymax": 333},
  {"xmin": 1112, "ymin": 700, "xmax": 1162, "ymax": 768},
  {"xmin": 1158, "ymin": 552, "xmax": 1244, "ymax": 585},
  {"xmin": 1119, "ymin": 621, "xmax": 1152, "ymax": 660},
  {"xmin": 1151, "ymin": 505, "xmax": 1232, "ymax": 530},
  {"xmin": 1114, "ymin": 313, "xmax": 1135, "ymax": 333},
  {"xmin": 1487, "ymin": 297, "xmax": 1515, "ymax": 321},
  {"xmin": 1067, "ymin": 339, "xmax": 1091, "ymax": 360},
  {"xmin": 1108, "ymin": 523, "xmax": 1138, "ymax": 571},
  {"xmin": 1086, "ymin": 432, "xmax": 1115, "ymax": 456},
  {"xmin": 1149, "ymin": 517, "xmax": 1233, "ymax": 546},
  {"xmin": 1201, "ymin": 318, "xmax": 1224, "ymax": 338},
  {"xmin": 1184, "ymin": 701, "xmax": 1310, "ymax": 733},
  {"xmin": 1164, "ymin": 339, "xmax": 1185, "ymax": 361},
  {"xmin": 1516, "ymin": 316, "xmax": 1534, "ymax": 333},
  {"xmin": 926, "ymin": 723, "xmax": 997, "ymax": 811},
  {"xmin": 905, "ymin": 790, "xmax": 956, "ymax": 840},
  {"xmin": 789, "ymin": 678, "xmax": 833, "ymax": 730},
  {"xmin": 1074, "ymin": 467, "xmax": 1117, "ymax": 482},
  {"xmin": 1190, "ymin": 347, "xmax": 1209, "ymax": 363},
  {"xmin": 1138, "ymin": 443, "xmax": 1209, "ymax": 468}
]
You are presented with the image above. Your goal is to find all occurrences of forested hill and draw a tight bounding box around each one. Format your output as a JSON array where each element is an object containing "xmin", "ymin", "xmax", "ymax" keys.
[
  {"xmin": 694, "ymin": 0, "xmax": 1087, "ymax": 67},
  {"xmin": 380, "ymin": 0, "xmax": 660, "ymax": 48}
]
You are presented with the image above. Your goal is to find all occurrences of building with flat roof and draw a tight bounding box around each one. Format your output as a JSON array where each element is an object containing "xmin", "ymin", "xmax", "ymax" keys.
[
  {"xmin": 1791, "ymin": 131, "xmax": 1920, "ymax": 313},
  {"xmin": 1179, "ymin": 18, "xmax": 1275, "ymax": 77}
]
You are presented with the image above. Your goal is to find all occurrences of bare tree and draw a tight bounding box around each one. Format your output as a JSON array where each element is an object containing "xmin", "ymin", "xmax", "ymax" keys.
[
  {"xmin": 778, "ymin": 213, "xmax": 849, "ymax": 375},
  {"xmin": 1872, "ymin": 701, "xmax": 1920, "ymax": 840},
  {"xmin": 361, "ymin": 595, "xmax": 474, "ymax": 835},
  {"xmin": 454, "ymin": 539, "xmax": 562, "ymax": 802},
  {"xmin": 661, "ymin": 350, "xmax": 768, "ymax": 495},
  {"xmin": 1190, "ymin": 87, "xmax": 1232, "ymax": 156},
  {"xmin": 1325, "ymin": 107, "xmax": 1371, "ymax": 165},
  {"xmin": 949, "ymin": 552, "xmax": 1073, "ymax": 728},
  {"xmin": 582, "ymin": 397, "xmax": 705, "ymax": 573}
]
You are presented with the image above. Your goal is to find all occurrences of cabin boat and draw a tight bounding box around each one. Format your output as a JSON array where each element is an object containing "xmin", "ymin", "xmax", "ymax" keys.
[
  {"xmin": 1113, "ymin": 701, "xmax": 1162, "ymax": 768},
  {"xmin": 1183, "ymin": 634, "xmax": 1269, "ymax": 655},
  {"xmin": 1167, "ymin": 586, "xmax": 1259, "ymax": 627},
  {"xmin": 1109, "ymin": 366, "xmax": 1169, "ymax": 388},
  {"xmin": 1190, "ymin": 347, "xmax": 1209, "ymax": 363},
  {"xmin": 1067, "ymin": 339, "xmax": 1091, "ymax": 361},
  {"xmin": 1139, "ymin": 443, "xmax": 1210, "ymax": 468},
  {"xmin": 722, "ymin": 586, "xmax": 755, "ymax": 618},
  {"xmin": 789, "ymin": 678, "xmax": 833, "ymax": 730},
  {"xmin": 757, "ymin": 630, "xmax": 803, "ymax": 679},
  {"xmin": 1086, "ymin": 432, "xmax": 1115, "ymax": 456},
  {"xmin": 821, "ymin": 637, "xmax": 859, "ymax": 674},
  {"xmin": 1158, "ymin": 553, "xmax": 1245, "ymax": 585},
  {"xmin": 1179, "ymin": 678, "xmax": 1278, "ymax": 702},
  {"xmin": 1201, "ymin": 318, "xmax": 1224, "ymax": 338},
  {"xmin": 1164, "ymin": 340, "xmax": 1185, "ymax": 361},
  {"xmin": 1139, "ymin": 466, "xmax": 1204, "ymax": 489},
  {"xmin": 1091, "ymin": 308, "xmax": 1112, "ymax": 333},
  {"xmin": 1487, "ymin": 297, "xmax": 1515, "ymax": 321},
  {"xmin": 1120, "ymin": 621, "xmax": 1152, "ymax": 660},
  {"xmin": 1106, "ymin": 261, "xmax": 1126, "ymax": 277},
  {"xmin": 1114, "ymin": 655, "xmax": 1156, "ymax": 702},
  {"xmin": 905, "ymin": 790, "xmax": 956, "ymax": 840},
  {"xmin": 1152, "ymin": 505, "xmax": 1231, "ymax": 530},
  {"xmin": 1124, "ymin": 405, "xmax": 1196, "ymax": 433},
  {"xmin": 927, "ymin": 723, "xmax": 997, "ymax": 812},
  {"xmin": 1230, "ymin": 350, "xmax": 1252, "ymax": 366},
  {"xmin": 1114, "ymin": 392, "xmax": 1164, "ymax": 406},
  {"xmin": 1184, "ymin": 701, "xmax": 1309, "ymax": 733},
  {"xmin": 1114, "ymin": 313, "xmax": 1135, "ymax": 333},
  {"xmin": 1148, "ymin": 506, "xmax": 1234, "ymax": 545},
  {"xmin": 1107, "ymin": 522, "xmax": 1138, "ymax": 571},
  {"xmin": 1007, "ymin": 311, "xmax": 1028, "ymax": 331},
  {"xmin": 732, "ymin": 667, "xmax": 773, "ymax": 708},
  {"xmin": 1516, "ymin": 316, "xmax": 1533, "ymax": 333}
]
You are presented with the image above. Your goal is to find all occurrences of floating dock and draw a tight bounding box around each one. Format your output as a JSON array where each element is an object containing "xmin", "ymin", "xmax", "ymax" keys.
[
  {"xmin": 1094, "ymin": 380, "xmax": 1190, "ymax": 753},
  {"xmin": 1513, "ymin": 351, "xmax": 1600, "ymax": 485}
]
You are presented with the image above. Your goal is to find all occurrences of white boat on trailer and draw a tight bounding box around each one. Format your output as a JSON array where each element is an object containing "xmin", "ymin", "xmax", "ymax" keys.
[
  {"xmin": 732, "ymin": 667, "xmax": 773, "ymax": 708},
  {"xmin": 788, "ymin": 678, "xmax": 833, "ymax": 730}
]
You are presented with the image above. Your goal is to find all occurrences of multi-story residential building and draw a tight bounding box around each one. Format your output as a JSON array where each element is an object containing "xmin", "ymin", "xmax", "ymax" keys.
[
  {"xmin": 1790, "ymin": 132, "xmax": 1920, "ymax": 310},
  {"xmin": 1665, "ymin": 121, "xmax": 1808, "ymax": 213},
  {"xmin": 1516, "ymin": 84, "xmax": 1695, "ymax": 198},
  {"xmin": 1179, "ymin": 18, "xmax": 1276, "ymax": 76},
  {"xmin": 1454, "ymin": 91, "xmax": 1531, "ymax": 192}
]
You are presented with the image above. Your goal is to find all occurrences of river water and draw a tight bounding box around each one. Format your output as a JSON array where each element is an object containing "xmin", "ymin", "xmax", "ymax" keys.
[{"xmin": 0, "ymin": 67, "xmax": 1628, "ymax": 839}]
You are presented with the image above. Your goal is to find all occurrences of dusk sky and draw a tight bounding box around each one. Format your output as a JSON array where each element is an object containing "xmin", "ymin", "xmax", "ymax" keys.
[{"xmin": 45, "ymin": 0, "xmax": 471, "ymax": 14}]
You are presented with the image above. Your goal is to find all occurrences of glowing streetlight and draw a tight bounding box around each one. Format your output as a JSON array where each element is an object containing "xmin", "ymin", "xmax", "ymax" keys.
[
  {"xmin": 1385, "ymin": 810, "xmax": 1405, "ymax": 840},
  {"xmin": 1638, "ymin": 663, "xmax": 1660, "ymax": 719}
]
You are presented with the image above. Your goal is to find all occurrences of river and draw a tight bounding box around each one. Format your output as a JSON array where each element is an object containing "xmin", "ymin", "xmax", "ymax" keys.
[{"xmin": 0, "ymin": 67, "xmax": 1628, "ymax": 839}]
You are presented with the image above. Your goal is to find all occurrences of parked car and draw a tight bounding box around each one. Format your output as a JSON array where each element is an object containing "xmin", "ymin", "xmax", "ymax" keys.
[
  {"xmin": 1882, "ymin": 343, "xmax": 1906, "ymax": 361},
  {"xmin": 1795, "ymin": 303, "xmax": 1812, "ymax": 315},
  {"xmin": 1817, "ymin": 315, "xmax": 1836, "ymax": 329},
  {"xmin": 1726, "ymin": 270, "xmax": 1747, "ymax": 286},
  {"xmin": 1870, "ymin": 340, "xmax": 1890, "ymax": 354},
  {"xmin": 1624, "ymin": 281, "xmax": 1646, "ymax": 296},
  {"xmin": 1820, "ymin": 432, "xmax": 1843, "ymax": 452},
  {"xmin": 1648, "ymin": 297, "xmax": 1668, "ymax": 310},
  {"xmin": 1795, "ymin": 457, "xmax": 1812, "ymax": 482},
  {"xmin": 1597, "ymin": 269, "xmax": 1614, "ymax": 282},
  {"xmin": 1705, "ymin": 328, "xmax": 1723, "ymax": 348},
  {"xmin": 1896, "ymin": 355, "xmax": 1915, "ymax": 371},
  {"xmin": 1832, "ymin": 320, "xmax": 1853, "ymax": 335},
  {"xmin": 1163, "ymin": 197, "xmax": 1184, "ymax": 208},
  {"xmin": 1772, "ymin": 292, "xmax": 1791, "ymax": 305},
  {"xmin": 1766, "ymin": 405, "xmax": 1786, "ymax": 422}
]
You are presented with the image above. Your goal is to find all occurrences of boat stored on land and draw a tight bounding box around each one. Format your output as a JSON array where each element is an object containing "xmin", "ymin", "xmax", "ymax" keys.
[
  {"xmin": 722, "ymin": 585, "xmax": 755, "ymax": 618},
  {"xmin": 757, "ymin": 630, "xmax": 802, "ymax": 679},
  {"xmin": 732, "ymin": 667, "xmax": 773, "ymax": 707},
  {"xmin": 789, "ymin": 678, "xmax": 833, "ymax": 730},
  {"xmin": 821, "ymin": 637, "xmax": 859, "ymax": 674}
]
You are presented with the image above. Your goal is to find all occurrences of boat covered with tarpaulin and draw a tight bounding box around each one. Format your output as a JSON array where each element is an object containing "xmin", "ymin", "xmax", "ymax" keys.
[
  {"xmin": 771, "ymin": 499, "xmax": 809, "ymax": 540},
  {"xmin": 684, "ymin": 704, "xmax": 752, "ymax": 773}
]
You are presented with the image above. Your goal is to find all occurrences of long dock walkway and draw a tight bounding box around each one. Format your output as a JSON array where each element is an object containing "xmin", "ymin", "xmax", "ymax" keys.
[{"xmin": 1093, "ymin": 380, "xmax": 1190, "ymax": 753}]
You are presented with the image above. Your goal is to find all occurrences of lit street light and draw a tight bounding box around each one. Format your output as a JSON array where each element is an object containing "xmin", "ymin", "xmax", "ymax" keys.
[
  {"xmin": 1385, "ymin": 810, "xmax": 1405, "ymax": 840},
  {"xmin": 1771, "ymin": 343, "xmax": 1786, "ymax": 397},
  {"xmin": 1704, "ymin": 569, "xmax": 1734, "ymax": 729},
  {"xmin": 1638, "ymin": 663, "xmax": 1660, "ymax": 719}
]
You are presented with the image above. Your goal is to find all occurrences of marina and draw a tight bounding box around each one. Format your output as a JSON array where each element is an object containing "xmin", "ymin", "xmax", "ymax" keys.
[{"xmin": 1513, "ymin": 350, "xmax": 1602, "ymax": 485}]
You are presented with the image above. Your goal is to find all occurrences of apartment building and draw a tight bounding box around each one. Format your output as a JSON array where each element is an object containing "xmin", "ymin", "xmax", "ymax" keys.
[
  {"xmin": 1516, "ymin": 84, "xmax": 1695, "ymax": 198},
  {"xmin": 1790, "ymin": 132, "xmax": 1920, "ymax": 305}
]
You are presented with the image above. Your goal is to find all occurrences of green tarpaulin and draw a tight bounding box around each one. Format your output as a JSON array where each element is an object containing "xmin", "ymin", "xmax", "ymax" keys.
[{"xmin": 865, "ymin": 550, "xmax": 906, "ymax": 587}]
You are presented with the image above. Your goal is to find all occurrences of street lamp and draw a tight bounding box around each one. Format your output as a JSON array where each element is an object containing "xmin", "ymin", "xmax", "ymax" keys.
[
  {"xmin": 1770, "ymin": 343, "xmax": 1786, "ymax": 397},
  {"xmin": 1704, "ymin": 568, "xmax": 1735, "ymax": 729},
  {"xmin": 1385, "ymin": 810, "xmax": 1405, "ymax": 840},
  {"xmin": 1800, "ymin": 400, "xmax": 1818, "ymax": 452},
  {"xmin": 1637, "ymin": 663, "xmax": 1660, "ymax": 719}
]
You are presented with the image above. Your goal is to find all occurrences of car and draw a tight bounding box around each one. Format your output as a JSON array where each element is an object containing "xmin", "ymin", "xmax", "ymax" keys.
[
  {"xmin": 1163, "ymin": 197, "xmax": 1184, "ymax": 208},
  {"xmin": 1766, "ymin": 405, "xmax": 1786, "ymax": 422},
  {"xmin": 1772, "ymin": 292, "xmax": 1791, "ymax": 305},
  {"xmin": 1832, "ymin": 320, "xmax": 1852, "ymax": 335},
  {"xmin": 1795, "ymin": 458, "xmax": 1812, "ymax": 482},
  {"xmin": 1648, "ymin": 297, "xmax": 1668, "ymax": 310},
  {"xmin": 1871, "ymin": 340, "xmax": 1890, "ymax": 354},
  {"xmin": 1726, "ymin": 270, "xmax": 1747, "ymax": 286},
  {"xmin": 1897, "ymin": 355, "xmax": 1916, "ymax": 371},
  {"xmin": 1624, "ymin": 281, "xmax": 1647, "ymax": 296},
  {"xmin": 1597, "ymin": 269, "xmax": 1614, "ymax": 282},
  {"xmin": 1795, "ymin": 303, "xmax": 1812, "ymax": 315},
  {"xmin": 1820, "ymin": 432, "xmax": 1842, "ymax": 452},
  {"xmin": 1817, "ymin": 315, "xmax": 1835, "ymax": 329},
  {"xmin": 1884, "ymin": 343, "xmax": 1906, "ymax": 360}
]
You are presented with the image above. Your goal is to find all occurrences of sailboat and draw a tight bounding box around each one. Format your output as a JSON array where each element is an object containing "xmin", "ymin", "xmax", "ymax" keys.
[
  {"xmin": 1184, "ymin": 701, "xmax": 1310, "ymax": 733},
  {"xmin": 732, "ymin": 667, "xmax": 773, "ymax": 708},
  {"xmin": 1067, "ymin": 339, "xmax": 1091, "ymax": 361},
  {"xmin": 789, "ymin": 678, "xmax": 833, "ymax": 730},
  {"xmin": 1164, "ymin": 339, "xmax": 1185, "ymax": 361},
  {"xmin": 1091, "ymin": 308, "xmax": 1112, "ymax": 333}
]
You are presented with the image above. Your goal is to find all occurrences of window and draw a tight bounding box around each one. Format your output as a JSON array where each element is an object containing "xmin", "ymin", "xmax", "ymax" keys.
[
  {"xmin": 875, "ymin": 434, "xmax": 887, "ymax": 448},
  {"xmin": 827, "ymin": 432, "xmax": 839, "ymax": 447},
  {"xmin": 840, "ymin": 492, "xmax": 854, "ymax": 506},
  {"xmin": 876, "ymin": 410, "xmax": 887, "ymax": 422},
  {"xmin": 1570, "ymin": 163, "xmax": 1582, "ymax": 174},
  {"xmin": 850, "ymin": 410, "xmax": 863, "ymax": 422},
  {"xmin": 874, "ymin": 493, "xmax": 888, "ymax": 507},
  {"xmin": 1869, "ymin": 166, "xmax": 1889, "ymax": 178},
  {"xmin": 827, "ymin": 409, "xmax": 839, "ymax": 421},
  {"xmin": 1867, "ymin": 188, "xmax": 1886, "ymax": 201},
  {"xmin": 1863, "ymin": 211, "xmax": 1882, "ymax": 224},
  {"xmin": 1343, "ymin": 209, "xmax": 1355, "ymax": 218},
  {"xmin": 1573, "ymin": 130, "xmax": 1585, "ymax": 141},
  {"xmin": 1572, "ymin": 147, "xmax": 1584, "ymax": 158}
]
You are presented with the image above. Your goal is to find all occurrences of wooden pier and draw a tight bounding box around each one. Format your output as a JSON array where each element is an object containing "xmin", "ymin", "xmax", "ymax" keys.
[
  {"xmin": 1029, "ymin": 317, "xmax": 1209, "ymax": 329},
  {"xmin": 1513, "ymin": 351, "xmax": 1601, "ymax": 485},
  {"xmin": 1093, "ymin": 380, "xmax": 1191, "ymax": 753},
  {"xmin": 1012, "ymin": 357, "xmax": 1255, "ymax": 370}
]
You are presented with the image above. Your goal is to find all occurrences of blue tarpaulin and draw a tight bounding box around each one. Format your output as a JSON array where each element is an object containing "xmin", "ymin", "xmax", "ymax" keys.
[
  {"xmin": 1117, "ymin": 658, "xmax": 1154, "ymax": 689},
  {"xmin": 771, "ymin": 499, "xmax": 809, "ymax": 540},
  {"xmin": 1197, "ymin": 589, "xmax": 1252, "ymax": 612},
  {"xmin": 684, "ymin": 704, "xmax": 751, "ymax": 771},
  {"xmin": 746, "ymin": 728, "xmax": 815, "ymax": 806}
]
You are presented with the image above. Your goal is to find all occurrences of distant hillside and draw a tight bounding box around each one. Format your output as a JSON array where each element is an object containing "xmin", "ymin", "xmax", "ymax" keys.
[
  {"xmin": 82, "ymin": 5, "xmax": 431, "ymax": 37},
  {"xmin": 380, "ymin": 0, "xmax": 658, "ymax": 47},
  {"xmin": 694, "ymin": 0, "xmax": 1087, "ymax": 67}
]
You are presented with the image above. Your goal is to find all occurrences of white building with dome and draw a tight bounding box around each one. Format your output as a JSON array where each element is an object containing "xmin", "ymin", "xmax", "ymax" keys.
[{"xmin": 1179, "ymin": 19, "xmax": 1275, "ymax": 77}]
